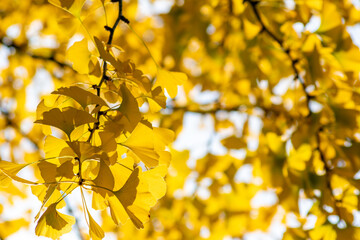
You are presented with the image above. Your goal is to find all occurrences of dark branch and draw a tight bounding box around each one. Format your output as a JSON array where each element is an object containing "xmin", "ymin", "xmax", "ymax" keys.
[
  {"xmin": 228, "ymin": 0, "xmax": 233, "ymax": 15},
  {"xmin": 87, "ymin": 0, "xmax": 128, "ymax": 142}
]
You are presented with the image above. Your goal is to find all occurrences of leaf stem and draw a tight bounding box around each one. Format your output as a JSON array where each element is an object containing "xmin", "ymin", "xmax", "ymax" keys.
[
  {"xmin": 77, "ymin": 16, "xmax": 96, "ymax": 47},
  {"xmin": 65, "ymin": 198, "xmax": 85, "ymax": 240},
  {"xmin": 127, "ymin": 25, "xmax": 159, "ymax": 68}
]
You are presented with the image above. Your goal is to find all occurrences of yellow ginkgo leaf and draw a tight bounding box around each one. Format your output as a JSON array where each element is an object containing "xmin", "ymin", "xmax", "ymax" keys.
[
  {"xmin": 0, "ymin": 218, "xmax": 28, "ymax": 239},
  {"xmin": 153, "ymin": 127, "xmax": 175, "ymax": 150},
  {"xmin": 92, "ymin": 160, "xmax": 115, "ymax": 190},
  {"xmin": 118, "ymin": 84, "xmax": 142, "ymax": 132},
  {"xmin": 35, "ymin": 107, "xmax": 97, "ymax": 138},
  {"xmin": 94, "ymin": 36, "xmax": 122, "ymax": 72},
  {"xmin": 309, "ymin": 225, "xmax": 337, "ymax": 240},
  {"xmin": 142, "ymin": 165, "xmax": 167, "ymax": 199},
  {"xmin": 0, "ymin": 160, "xmax": 35, "ymax": 184},
  {"xmin": 44, "ymin": 135, "xmax": 72, "ymax": 159},
  {"xmin": 53, "ymin": 86, "xmax": 107, "ymax": 109},
  {"xmin": 287, "ymin": 144, "xmax": 312, "ymax": 171},
  {"xmin": 32, "ymin": 184, "xmax": 65, "ymax": 221},
  {"xmin": 147, "ymin": 86, "xmax": 166, "ymax": 112},
  {"xmin": 48, "ymin": 0, "xmax": 86, "ymax": 17},
  {"xmin": 334, "ymin": 47, "xmax": 360, "ymax": 72},
  {"xmin": 57, "ymin": 160, "xmax": 76, "ymax": 179},
  {"xmin": 66, "ymin": 141, "xmax": 101, "ymax": 162},
  {"xmin": 122, "ymin": 123, "xmax": 159, "ymax": 168},
  {"xmin": 317, "ymin": 2, "xmax": 341, "ymax": 34},
  {"xmin": 266, "ymin": 132, "xmax": 283, "ymax": 153},
  {"xmin": 37, "ymin": 161, "xmax": 58, "ymax": 182},
  {"xmin": 36, "ymin": 99, "xmax": 52, "ymax": 120},
  {"xmin": 0, "ymin": 172, "xmax": 12, "ymax": 187},
  {"xmin": 82, "ymin": 160, "xmax": 100, "ymax": 181},
  {"xmin": 154, "ymin": 69, "xmax": 187, "ymax": 98},
  {"xmin": 0, "ymin": 160, "xmax": 28, "ymax": 177},
  {"xmin": 66, "ymin": 38, "xmax": 91, "ymax": 74},
  {"xmin": 99, "ymin": 131, "xmax": 117, "ymax": 153},
  {"xmin": 110, "ymin": 161, "xmax": 133, "ymax": 191},
  {"xmin": 35, "ymin": 203, "xmax": 75, "ymax": 239},
  {"xmin": 112, "ymin": 167, "xmax": 156, "ymax": 228},
  {"xmin": 107, "ymin": 194, "xmax": 129, "ymax": 226},
  {"xmin": 87, "ymin": 209, "xmax": 105, "ymax": 240}
]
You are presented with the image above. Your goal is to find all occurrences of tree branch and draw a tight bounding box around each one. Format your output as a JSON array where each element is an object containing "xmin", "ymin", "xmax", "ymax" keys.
[
  {"xmin": 245, "ymin": 0, "xmax": 312, "ymax": 116},
  {"xmin": 87, "ymin": 0, "xmax": 128, "ymax": 142},
  {"xmin": 168, "ymin": 103, "xmax": 297, "ymax": 122},
  {"xmin": 0, "ymin": 38, "xmax": 72, "ymax": 69},
  {"xmin": 170, "ymin": 105, "xmax": 241, "ymax": 114},
  {"xmin": 228, "ymin": 0, "xmax": 233, "ymax": 15}
]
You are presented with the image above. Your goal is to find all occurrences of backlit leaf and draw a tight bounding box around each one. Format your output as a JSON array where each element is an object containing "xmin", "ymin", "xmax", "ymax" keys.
[
  {"xmin": 118, "ymin": 84, "xmax": 142, "ymax": 132},
  {"xmin": 66, "ymin": 38, "xmax": 91, "ymax": 74},
  {"xmin": 48, "ymin": 0, "xmax": 86, "ymax": 17},
  {"xmin": 35, "ymin": 203, "xmax": 75, "ymax": 239},
  {"xmin": 35, "ymin": 107, "xmax": 97, "ymax": 138},
  {"xmin": 87, "ymin": 209, "xmax": 105, "ymax": 240},
  {"xmin": 154, "ymin": 69, "xmax": 187, "ymax": 98},
  {"xmin": 122, "ymin": 123, "xmax": 159, "ymax": 168},
  {"xmin": 53, "ymin": 86, "xmax": 107, "ymax": 109}
]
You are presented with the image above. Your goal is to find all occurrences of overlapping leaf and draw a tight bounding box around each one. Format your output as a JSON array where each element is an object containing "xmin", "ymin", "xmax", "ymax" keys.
[
  {"xmin": 35, "ymin": 107, "xmax": 97, "ymax": 138},
  {"xmin": 35, "ymin": 203, "xmax": 75, "ymax": 239},
  {"xmin": 53, "ymin": 86, "xmax": 107, "ymax": 109}
]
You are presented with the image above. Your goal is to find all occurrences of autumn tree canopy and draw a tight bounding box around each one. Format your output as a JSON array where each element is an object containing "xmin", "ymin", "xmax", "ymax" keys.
[{"xmin": 1, "ymin": 0, "xmax": 360, "ymax": 239}]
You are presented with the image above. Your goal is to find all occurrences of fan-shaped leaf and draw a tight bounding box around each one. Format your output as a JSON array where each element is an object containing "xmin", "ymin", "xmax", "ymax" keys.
[{"xmin": 35, "ymin": 107, "xmax": 97, "ymax": 138}]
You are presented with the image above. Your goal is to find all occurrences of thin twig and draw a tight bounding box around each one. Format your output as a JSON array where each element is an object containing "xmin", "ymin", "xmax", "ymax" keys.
[{"xmin": 87, "ymin": 0, "xmax": 128, "ymax": 142}]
